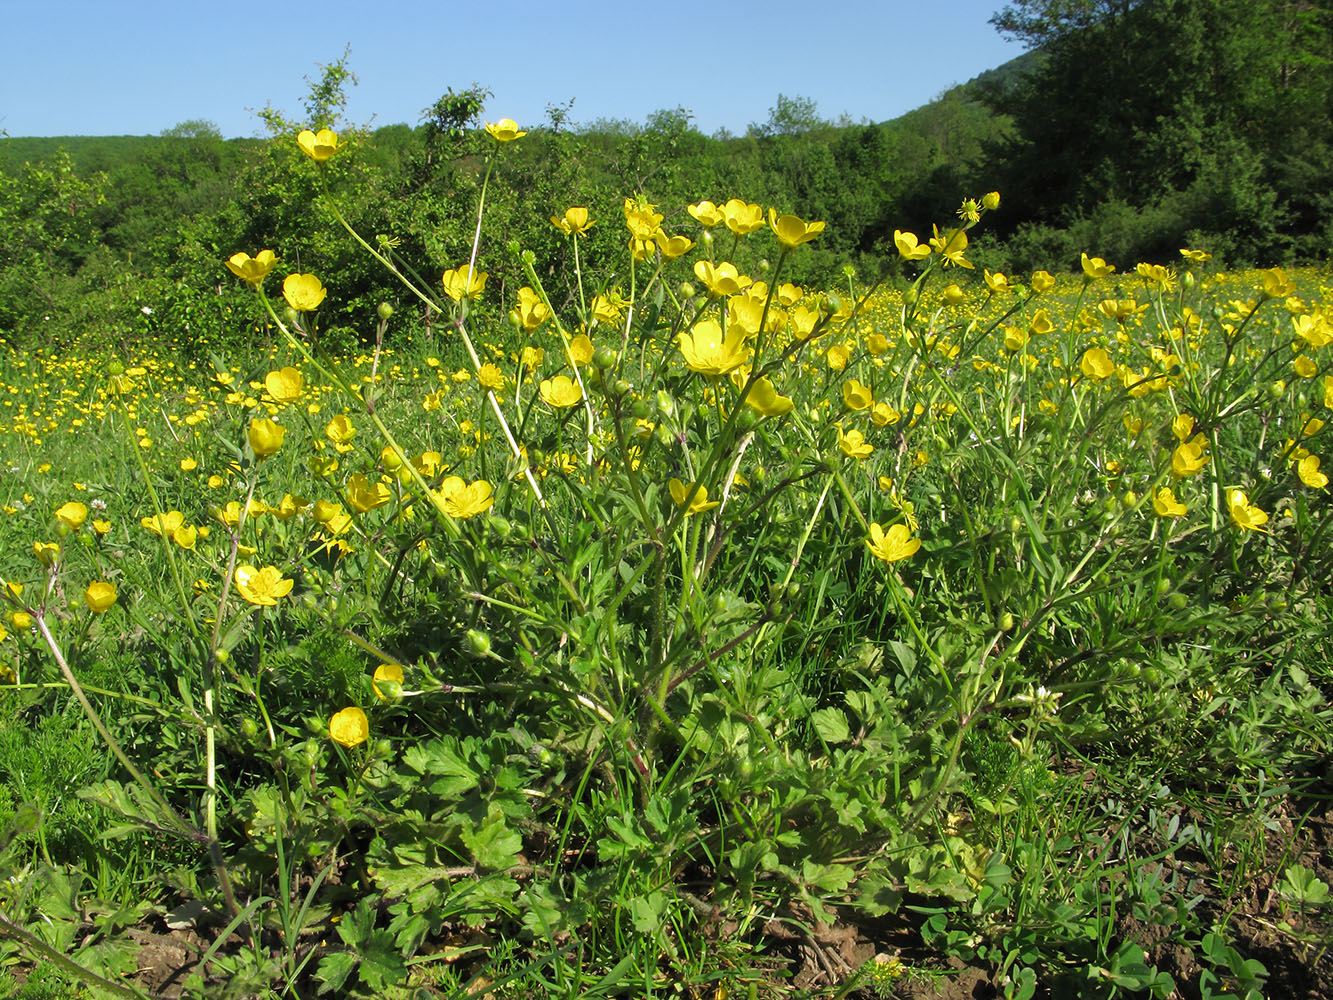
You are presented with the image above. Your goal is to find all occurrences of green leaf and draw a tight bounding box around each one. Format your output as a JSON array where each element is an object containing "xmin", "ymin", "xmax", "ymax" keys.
[
  {"xmin": 315, "ymin": 951, "xmax": 358, "ymax": 996},
  {"xmin": 460, "ymin": 805, "xmax": 522, "ymax": 870},
  {"xmin": 810, "ymin": 707, "xmax": 850, "ymax": 743}
]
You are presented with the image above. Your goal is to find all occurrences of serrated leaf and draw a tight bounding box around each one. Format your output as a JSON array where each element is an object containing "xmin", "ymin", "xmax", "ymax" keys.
[
  {"xmin": 461, "ymin": 806, "xmax": 522, "ymax": 870},
  {"xmin": 316, "ymin": 951, "xmax": 358, "ymax": 995},
  {"xmin": 810, "ymin": 707, "xmax": 850, "ymax": 743}
]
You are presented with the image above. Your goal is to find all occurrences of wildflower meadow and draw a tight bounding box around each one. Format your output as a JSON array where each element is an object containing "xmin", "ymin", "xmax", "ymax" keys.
[{"xmin": 0, "ymin": 118, "xmax": 1331, "ymax": 1000}]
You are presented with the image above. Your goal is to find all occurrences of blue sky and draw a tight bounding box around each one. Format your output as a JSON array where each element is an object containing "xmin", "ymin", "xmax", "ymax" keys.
[{"xmin": 1, "ymin": 1, "xmax": 1025, "ymax": 139}]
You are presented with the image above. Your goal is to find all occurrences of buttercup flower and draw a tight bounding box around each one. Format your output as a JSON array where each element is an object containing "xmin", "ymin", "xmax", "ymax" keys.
[
  {"xmin": 866, "ymin": 522, "xmax": 920, "ymax": 564},
  {"xmin": 1080, "ymin": 347, "xmax": 1115, "ymax": 380},
  {"xmin": 373, "ymin": 662, "xmax": 404, "ymax": 701},
  {"xmin": 234, "ymin": 565, "xmax": 294, "ymax": 607},
  {"xmin": 347, "ymin": 473, "xmax": 392, "ymax": 512},
  {"xmin": 768, "ymin": 208, "xmax": 825, "ymax": 248},
  {"xmin": 296, "ymin": 128, "xmax": 341, "ymax": 162},
  {"xmin": 669, "ymin": 479, "xmax": 720, "ymax": 516},
  {"xmin": 929, "ymin": 225, "xmax": 973, "ymax": 269},
  {"xmin": 1226, "ymin": 489, "xmax": 1268, "ymax": 532},
  {"xmin": 434, "ymin": 477, "xmax": 494, "ymax": 519},
  {"xmin": 225, "ymin": 250, "xmax": 277, "ymax": 287},
  {"xmin": 1171, "ymin": 435, "xmax": 1208, "ymax": 478},
  {"xmin": 678, "ymin": 319, "xmax": 749, "ymax": 375},
  {"xmin": 688, "ymin": 200, "xmax": 725, "ymax": 228},
  {"xmin": 142, "ymin": 511, "xmax": 185, "ymax": 536},
  {"xmin": 1030, "ymin": 270, "xmax": 1056, "ymax": 293},
  {"xmin": 1153, "ymin": 487, "xmax": 1187, "ymax": 518},
  {"xmin": 84, "ymin": 581, "xmax": 117, "ymax": 614},
  {"xmin": 742, "ymin": 376, "xmax": 794, "ymax": 417},
  {"xmin": 722, "ymin": 199, "xmax": 765, "ymax": 235},
  {"xmin": 550, "ymin": 207, "xmax": 594, "ymax": 234},
  {"xmin": 1297, "ymin": 454, "xmax": 1329, "ymax": 489},
  {"xmin": 248, "ymin": 417, "xmax": 286, "ymax": 457},
  {"xmin": 33, "ymin": 541, "xmax": 60, "ymax": 566},
  {"xmin": 484, "ymin": 118, "xmax": 526, "ymax": 142},
  {"xmin": 55, "ymin": 501, "xmax": 89, "ymax": 530},
  {"xmin": 539, "ymin": 375, "xmax": 583, "ymax": 409},
  {"xmin": 1081, "ymin": 254, "xmax": 1116, "ymax": 279},
  {"xmin": 282, "ymin": 273, "xmax": 327, "ymax": 312},
  {"xmin": 837, "ymin": 426, "xmax": 874, "ymax": 459},
  {"xmin": 694, "ymin": 261, "xmax": 751, "ymax": 298},
  {"xmin": 509, "ymin": 286, "xmax": 550, "ymax": 330},
  {"xmin": 842, "ymin": 379, "xmax": 873, "ymax": 410},
  {"xmin": 442, "ymin": 265, "xmax": 487, "ymax": 302},
  {"xmin": 264, "ymin": 367, "xmax": 304, "ymax": 403},
  {"xmin": 329, "ymin": 706, "xmax": 369, "ymax": 748}
]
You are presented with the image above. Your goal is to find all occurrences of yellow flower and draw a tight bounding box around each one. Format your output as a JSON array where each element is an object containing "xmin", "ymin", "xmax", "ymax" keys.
[
  {"xmin": 842, "ymin": 379, "xmax": 873, "ymax": 410},
  {"xmin": 1153, "ymin": 487, "xmax": 1187, "ymax": 518},
  {"xmin": 1029, "ymin": 309, "xmax": 1054, "ymax": 336},
  {"xmin": 1179, "ymin": 248, "xmax": 1212, "ymax": 263},
  {"xmin": 567, "ymin": 334, "xmax": 595, "ymax": 366},
  {"xmin": 866, "ymin": 522, "xmax": 920, "ymax": 564},
  {"xmin": 1294, "ymin": 354, "xmax": 1317, "ymax": 378},
  {"xmin": 325, "ymin": 414, "xmax": 356, "ymax": 450},
  {"xmin": 539, "ymin": 374, "xmax": 583, "ymax": 408},
  {"xmin": 1297, "ymin": 454, "xmax": 1329, "ymax": 489},
  {"xmin": 92, "ymin": 519, "xmax": 112, "ymax": 535},
  {"xmin": 142, "ymin": 510, "xmax": 185, "ymax": 536},
  {"xmin": 942, "ymin": 284, "xmax": 967, "ymax": 305},
  {"xmin": 669, "ymin": 479, "xmax": 720, "ymax": 515},
  {"xmin": 768, "ymin": 208, "xmax": 825, "ymax": 248},
  {"xmin": 33, "ymin": 541, "xmax": 60, "ymax": 566},
  {"xmin": 693, "ymin": 260, "xmax": 751, "ymax": 297},
  {"xmin": 225, "ymin": 250, "xmax": 278, "ymax": 287},
  {"xmin": 484, "ymin": 118, "xmax": 526, "ymax": 142},
  {"xmin": 678, "ymin": 319, "xmax": 750, "ymax": 375},
  {"xmin": 84, "ymin": 581, "xmax": 117, "ymax": 614},
  {"xmin": 1081, "ymin": 254, "xmax": 1116, "ymax": 279},
  {"xmin": 282, "ymin": 273, "xmax": 327, "ymax": 312},
  {"xmin": 1260, "ymin": 266, "xmax": 1294, "ymax": 299},
  {"xmin": 929, "ymin": 225, "xmax": 973, "ymax": 269},
  {"xmin": 826, "ymin": 344, "xmax": 850, "ymax": 370},
  {"xmin": 655, "ymin": 232, "xmax": 695, "ymax": 258},
  {"xmin": 509, "ymin": 286, "xmax": 549, "ymax": 329},
  {"xmin": 442, "ymin": 265, "xmax": 488, "ymax": 302},
  {"xmin": 248, "ymin": 417, "xmax": 286, "ymax": 457},
  {"xmin": 1226, "ymin": 489, "xmax": 1268, "ymax": 532},
  {"xmin": 982, "ymin": 191, "xmax": 1001, "ymax": 211},
  {"xmin": 742, "ymin": 376, "xmax": 794, "ymax": 417},
  {"xmin": 721, "ymin": 199, "xmax": 764, "ymax": 235},
  {"xmin": 477, "ymin": 363, "xmax": 505, "ymax": 391},
  {"xmin": 347, "ymin": 473, "xmax": 392, "ymax": 512},
  {"xmin": 837, "ymin": 425, "xmax": 873, "ymax": 459},
  {"xmin": 173, "ymin": 524, "xmax": 199, "ymax": 550},
  {"xmin": 329, "ymin": 706, "xmax": 369, "ymax": 748},
  {"xmin": 1171, "ymin": 435, "xmax": 1208, "ymax": 478},
  {"xmin": 871, "ymin": 401, "xmax": 901, "ymax": 426},
  {"xmin": 373, "ymin": 662, "xmax": 404, "ymax": 702},
  {"xmin": 984, "ymin": 270, "xmax": 1010, "ymax": 294},
  {"xmin": 1171, "ymin": 413, "xmax": 1195, "ymax": 442},
  {"xmin": 55, "ymin": 501, "xmax": 89, "ymax": 530},
  {"xmin": 550, "ymin": 206, "xmax": 594, "ymax": 234},
  {"xmin": 1080, "ymin": 347, "xmax": 1115, "ymax": 380},
  {"xmin": 687, "ymin": 200, "xmax": 725, "ymax": 227},
  {"xmin": 1030, "ymin": 270, "xmax": 1056, "ymax": 293},
  {"xmin": 1294, "ymin": 314, "xmax": 1332, "ymax": 349},
  {"xmin": 234, "ymin": 565, "xmax": 294, "ymax": 607},
  {"xmin": 434, "ymin": 477, "xmax": 494, "ymax": 519},
  {"xmin": 296, "ymin": 128, "xmax": 341, "ymax": 162},
  {"xmin": 264, "ymin": 367, "xmax": 304, "ymax": 403}
]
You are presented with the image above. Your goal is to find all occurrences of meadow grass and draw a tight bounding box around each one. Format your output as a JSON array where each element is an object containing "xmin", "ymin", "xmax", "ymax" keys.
[{"xmin": 0, "ymin": 133, "xmax": 1330, "ymax": 999}]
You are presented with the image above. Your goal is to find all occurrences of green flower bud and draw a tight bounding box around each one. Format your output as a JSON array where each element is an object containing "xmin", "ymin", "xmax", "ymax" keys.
[{"xmin": 377, "ymin": 302, "xmax": 393, "ymax": 321}]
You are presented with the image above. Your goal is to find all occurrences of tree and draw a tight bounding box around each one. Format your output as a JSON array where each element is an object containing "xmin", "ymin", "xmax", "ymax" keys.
[{"xmin": 748, "ymin": 94, "xmax": 824, "ymax": 137}]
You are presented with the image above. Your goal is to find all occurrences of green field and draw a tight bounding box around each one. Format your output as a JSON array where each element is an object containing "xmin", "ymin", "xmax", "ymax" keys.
[{"xmin": 0, "ymin": 123, "xmax": 1330, "ymax": 999}]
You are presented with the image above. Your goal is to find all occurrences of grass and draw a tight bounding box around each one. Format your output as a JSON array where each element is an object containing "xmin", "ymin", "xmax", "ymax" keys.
[{"xmin": 0, "ymin": 170, "xmax": 1330, "ymax": 999}]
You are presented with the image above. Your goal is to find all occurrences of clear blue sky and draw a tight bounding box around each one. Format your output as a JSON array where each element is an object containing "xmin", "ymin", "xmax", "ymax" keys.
[{"xmin": 1, "ymin": 1, "xmax": 1024, "ymax": 139}]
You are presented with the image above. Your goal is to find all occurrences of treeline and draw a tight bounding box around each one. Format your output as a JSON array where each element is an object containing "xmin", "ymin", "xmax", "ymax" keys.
[{"xmin": 1, "ymin": 0, "xmax": 1329, "ymax": 351}]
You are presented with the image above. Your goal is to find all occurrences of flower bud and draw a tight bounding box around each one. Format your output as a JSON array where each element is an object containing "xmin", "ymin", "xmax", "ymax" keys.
[
  {"xmin": 464, "ymin": 628, "xmax": 492, "ymax": 658},
  {"xmin": 377, "ymin": 302, "xmax": 393, "ymax": 321}
]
